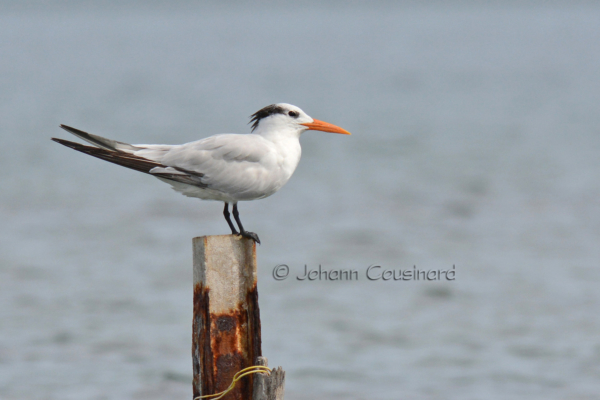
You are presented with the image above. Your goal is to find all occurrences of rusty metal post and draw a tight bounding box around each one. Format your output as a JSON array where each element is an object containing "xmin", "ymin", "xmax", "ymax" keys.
[{"xmin": 192, "ymin": 235, "xmax": 262, "ymax": 400}]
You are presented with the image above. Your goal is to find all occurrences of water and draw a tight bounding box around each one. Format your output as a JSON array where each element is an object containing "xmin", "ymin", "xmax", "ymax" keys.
[{"xmin": 1, "ymin": 2, "xmax": 600, "ymax": 399}]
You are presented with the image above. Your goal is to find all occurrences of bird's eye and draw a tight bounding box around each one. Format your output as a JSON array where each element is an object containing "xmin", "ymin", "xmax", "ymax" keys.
[{"xmin": 288, "ymin": 111, "xmax": 299, "ymax": 118}]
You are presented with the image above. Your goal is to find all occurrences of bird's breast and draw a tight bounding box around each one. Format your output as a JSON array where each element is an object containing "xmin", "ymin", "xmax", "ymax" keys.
[
  {"xmin": 273, "ymin": 137, "xmax": 302, "ymax": 183},
  {"xmin": 235, "ymin": 137, "xmax": 301, "ymax": 201}
]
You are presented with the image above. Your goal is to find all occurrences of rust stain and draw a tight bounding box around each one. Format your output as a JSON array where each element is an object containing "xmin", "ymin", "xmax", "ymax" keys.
[
  {"xmin": 210, "ymin": 308, "xmax": 246, "ymax": 399},
  {"xmin": 246, "ymin": 283, "xmax": 262, "ymax": 362},
  {"xmin": 192, "ymin": 275, "xmax": 262, "ymax": 399},
  {"xmin": 216, "ymin": 315, "xmax": 237, "ymax": 333},
  {"xmin": 192, "ymin": 282, "xmax": 213, "ymax": 398}
]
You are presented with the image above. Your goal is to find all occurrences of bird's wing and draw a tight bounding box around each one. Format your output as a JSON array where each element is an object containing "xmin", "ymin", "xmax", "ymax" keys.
[
  {"xmin": 51, "ymin": 138, "xmax": 207, "ymax": 187},
  {"xmin": 154, "ymin": 134, "xmax": 280, "ymax": 197},
  {"xmin": 54, "ymin": 125, "xmax": 208, "ymax": 187}
]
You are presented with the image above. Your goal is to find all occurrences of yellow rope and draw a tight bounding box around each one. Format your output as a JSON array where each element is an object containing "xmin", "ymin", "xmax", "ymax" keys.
[{"xmin": 194, "ymin": 365, "xmax": 272, "ymax": 400}]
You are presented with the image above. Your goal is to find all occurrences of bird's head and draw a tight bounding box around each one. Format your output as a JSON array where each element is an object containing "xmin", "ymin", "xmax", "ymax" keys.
[{"xmin": 250, "ymin": 103, "xmax": 351, "ymax": 138}]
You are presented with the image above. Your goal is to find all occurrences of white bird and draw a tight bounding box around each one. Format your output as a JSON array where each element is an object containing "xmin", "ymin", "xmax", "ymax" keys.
[{"xmin": 52, "ymin": 103, "xmax": 350, "ymax": 243}]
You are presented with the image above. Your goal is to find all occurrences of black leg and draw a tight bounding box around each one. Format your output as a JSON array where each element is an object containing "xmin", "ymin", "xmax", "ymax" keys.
[
  {"xmin": 223, "ymin": 202, "xmax": 238, "ymax": 235},
  {"xmin": 232, "ymin": 203, "xmax": 260, "ymax": 244}
]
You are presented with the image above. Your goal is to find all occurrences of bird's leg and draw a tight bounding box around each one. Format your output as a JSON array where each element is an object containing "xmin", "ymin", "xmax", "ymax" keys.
[
  {"xmin": 223, "ymin": 202, "xmax": 239, "ymax": 235},
  {"xmin": 232, "ymin": 203, "xmax": 260, "ymax": 244}
]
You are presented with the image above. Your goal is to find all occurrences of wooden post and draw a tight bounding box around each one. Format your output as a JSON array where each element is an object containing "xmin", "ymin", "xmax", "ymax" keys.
[
  {"xmin": 192, "ymin": 235, "xmax": 262, "ymax": 400},
  {"xmin": 252, "ymin": 357, "xmax": 286, "ymax": 400}
]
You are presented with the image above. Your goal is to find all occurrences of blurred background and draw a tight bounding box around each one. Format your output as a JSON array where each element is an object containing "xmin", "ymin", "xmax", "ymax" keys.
[{"xmin": 1, "ymin": 1, "xmax": 600, "ymax": 399}]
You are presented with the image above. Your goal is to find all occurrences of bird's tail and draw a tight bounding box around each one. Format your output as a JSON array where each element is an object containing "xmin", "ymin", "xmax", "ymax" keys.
[{"xmin": 58, "ymin": 124, "xmax": 141, "ymax": 153}]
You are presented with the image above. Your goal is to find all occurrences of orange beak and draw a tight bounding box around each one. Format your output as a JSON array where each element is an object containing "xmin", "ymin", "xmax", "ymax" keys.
[{"xmin": 301, "ymin": 119, "xmax": 351, "ymax": 135}]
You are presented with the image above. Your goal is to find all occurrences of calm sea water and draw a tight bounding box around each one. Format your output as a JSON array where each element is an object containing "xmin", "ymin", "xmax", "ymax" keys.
[{"xmin": 2, "ymin": 2, "xmax": 600, "ymax": 399}]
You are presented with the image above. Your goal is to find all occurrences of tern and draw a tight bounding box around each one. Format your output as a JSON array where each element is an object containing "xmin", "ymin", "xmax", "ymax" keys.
[{"xmin": 52, "ymin": 103, "xmax": 350, "ymax": 244}]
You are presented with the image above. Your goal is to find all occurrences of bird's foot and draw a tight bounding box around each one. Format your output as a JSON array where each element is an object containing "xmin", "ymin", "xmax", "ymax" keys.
[{"xmin": 239, "ymin": 230, "xmax": 261, "ymax": 245}]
